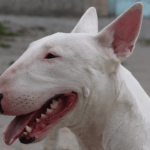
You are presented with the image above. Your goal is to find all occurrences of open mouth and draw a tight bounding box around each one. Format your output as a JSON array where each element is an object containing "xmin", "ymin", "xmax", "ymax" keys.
[{"xmin": 3, "ymin": 91, "xmax": 78, "ymax": 145}]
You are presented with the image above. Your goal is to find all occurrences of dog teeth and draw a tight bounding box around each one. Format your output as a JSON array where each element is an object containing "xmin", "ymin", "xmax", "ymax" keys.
[
  {"xmin": 41, "ymin": 114, "xmax": 47, "ymax": 119},
  {"xmin": 36, "ymin": 118, "xmax": 40, "ymax": 123},
  {"xmin": 23, "ymin": 132, "xmax": 28, "ymax": 135},
  {"xmin": 50, "ymin": 100, "xmax": 59, "ymax": 109},
  {"xmin": 46, "ymin": 108, "xmax": 52, "ymax": 114},
  {"xmin": 25, "ymin": 126, "xmax": 32, "ymax": 133}
]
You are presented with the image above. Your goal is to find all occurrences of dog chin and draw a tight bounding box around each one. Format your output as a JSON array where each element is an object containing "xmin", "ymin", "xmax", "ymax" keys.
[{"xmin": 3, "ymin": 91, "xmax": 78, "ymax": 145}]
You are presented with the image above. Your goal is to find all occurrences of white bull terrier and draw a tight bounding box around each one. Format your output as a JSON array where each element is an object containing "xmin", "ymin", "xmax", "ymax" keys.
[{"xmin": 0, "ymin": 2, "xmax": 149, "ymax": 150}]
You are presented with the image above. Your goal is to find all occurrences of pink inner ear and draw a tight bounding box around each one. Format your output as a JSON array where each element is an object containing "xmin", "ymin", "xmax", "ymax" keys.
[
  {"xmin": 109, "ymin": 8, "xmax": 142, "ymax": 57},
  {"xmin": 128, "ymin": 45, "xmax": 134, "ymax": 52}
]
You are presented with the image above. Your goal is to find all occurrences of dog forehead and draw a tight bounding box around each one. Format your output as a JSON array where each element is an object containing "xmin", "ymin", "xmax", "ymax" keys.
[
  {"xmin": 35, "ymin": 32, "xmax": 92, "ymax": 47},
  {"xmin": 20, "ymin": 32, "xmax": 106, "ymax": 73},
  {"xmin": 28, "ymin": 32, "xmax": 97, "ymax": 59}
]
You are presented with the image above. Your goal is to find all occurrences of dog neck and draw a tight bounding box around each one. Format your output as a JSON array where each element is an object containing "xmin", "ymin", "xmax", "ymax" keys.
[
  {"xmin": 69, "ymin": 65, "xmax": 119, "ymax": 150},
  {"xmin": 69, "ymin": 65, "xmax": 150, "ymax": 150}
]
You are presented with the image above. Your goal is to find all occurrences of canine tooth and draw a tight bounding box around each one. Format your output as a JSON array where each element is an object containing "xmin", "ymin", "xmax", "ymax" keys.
[
  {"xmin": 36, "ymin": 118, "xmax": 40, "ymax": 123},
  {"xmin": 46, "ymin": 108, "xmax": 52, "ymax": 114},
  {"xmin": 25, "ymin": 126, "xmax": 32, "ymax": 133},
  {"xmin": 23, "ymin": 132, "xmax": 28, "ymax": 135},
  {"xmin": 41, "ymin": 114, "xmax": 47, "ymax": 118},
  {"xmin": 51, "ymin": 100, "xmax": 58, "ymax": 109}
]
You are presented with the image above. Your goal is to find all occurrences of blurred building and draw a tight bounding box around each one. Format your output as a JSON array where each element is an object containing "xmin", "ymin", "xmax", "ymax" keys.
[
  {"xmin": 109, "ymin": 0, "xmax": 150, "ymax": 17},
  {"xmin": 0, "ymin": 0, "xmax": 150, "ymax": 17},
  {"xmin": 85, "ymin": 0, "xmax": 108, "ymax": 16}
]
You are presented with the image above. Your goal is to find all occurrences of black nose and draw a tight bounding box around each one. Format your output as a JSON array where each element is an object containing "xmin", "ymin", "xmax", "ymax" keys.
[{"xmin": 0, "ymin": 93, "xmax": 4, "ymax": 114}]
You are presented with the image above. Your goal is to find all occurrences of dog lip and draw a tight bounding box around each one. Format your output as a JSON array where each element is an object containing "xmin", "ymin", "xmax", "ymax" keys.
[
  {"xmin": 43, "ymin": 93, "xmax": 64, "ymax": 105},
  {"xmin": 0, "ymin": 103, "xmax": 4, "ymax": 114},
  {"xmin": 72, "ymin": 91, "xmax": 77, "ymax": 94},
  {"xmin": 19, "ymin": 92, "xmax": 78, "ymax": 143},
  {"xmin": 43, "ymin": 91, "xmax": 77, "ymax": 106},
  {"xmin": 0, "ymin": 93, "xmax": 4, "ymax": 114},
  {"xmin": 19, "ymin": 136, "xmax": 35, "ymax": 144},
  {"xmin": 3, "ymin": 91, "xmax": 78, "ymax": 145}
]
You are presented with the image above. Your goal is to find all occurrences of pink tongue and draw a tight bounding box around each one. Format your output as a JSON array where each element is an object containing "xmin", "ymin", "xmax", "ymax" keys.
[{"xmin": 3, "ymin": 112, "xmax": 34, "ymax": 146}]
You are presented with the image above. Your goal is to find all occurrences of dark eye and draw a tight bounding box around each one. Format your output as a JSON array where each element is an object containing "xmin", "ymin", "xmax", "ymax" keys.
[{"xmin": 45, "ymin": 53, "xmax": 57, "ymax": 59}]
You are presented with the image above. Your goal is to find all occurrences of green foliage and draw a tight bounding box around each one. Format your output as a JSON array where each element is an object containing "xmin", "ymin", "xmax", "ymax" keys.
[
  {"xmin": 0, "ymin": 42, "xmax": 11, "ymax": 48},
  {"xmin": 0, "ymin": 23, "xmax": 6, "ymax": 35},
  {"xmin": 0, "ymin": 22, "xmax": 20, "ymax": 49},
  {"xmin": 0, "ymin": 22, "xmax": 46, "ymax": 49},
  {"xmin": 32, "ymin": 26, "xmax": 46, "ymax": 31},
  {"xmin": 0, "ymin": 22, "xmax": 19, "ymax": 37},
  {"xmin": 9, "ymin": 61, "xmax": 15, "ymax": 66},
  {"xmin": 139, "ymin": 39, "xmax": 150, "ymax": 46}
]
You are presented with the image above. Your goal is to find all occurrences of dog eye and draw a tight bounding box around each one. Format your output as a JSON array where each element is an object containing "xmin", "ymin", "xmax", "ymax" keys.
[{"xmin": 45, "ymin": 53, "xmax": 57, "ymax": 59}]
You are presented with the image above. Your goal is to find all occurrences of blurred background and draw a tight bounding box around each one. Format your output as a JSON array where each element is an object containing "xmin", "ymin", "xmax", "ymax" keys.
[{"xmin": 0, "ymin": 0, "xmax": 150, "ymax": 150}]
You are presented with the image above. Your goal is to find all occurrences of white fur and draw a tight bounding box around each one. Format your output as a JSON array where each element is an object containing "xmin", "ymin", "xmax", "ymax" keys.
[{"xmin": 0, "ymin": 2, "xmax": 150, "ymax": 150}]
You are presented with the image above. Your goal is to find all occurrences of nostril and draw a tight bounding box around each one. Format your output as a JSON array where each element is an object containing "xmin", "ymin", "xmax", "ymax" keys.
[{"xmin": 0, "ymin": 93, "xmax": 4, "ymax": 114}]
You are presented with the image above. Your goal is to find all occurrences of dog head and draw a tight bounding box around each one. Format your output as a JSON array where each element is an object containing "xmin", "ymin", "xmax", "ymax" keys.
[{"xmin": 0, "ymin": 3, "xmax": 143, "ymax": 145}]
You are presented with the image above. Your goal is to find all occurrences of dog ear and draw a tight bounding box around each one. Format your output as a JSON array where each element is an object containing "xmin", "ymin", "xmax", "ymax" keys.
[
  {"xmin": 72, "ymin": 7, "xmax": 98, "ymax": 34},
  {"xmin": 96, "ymin": 2, "xmax": 143, "ymax": 62}
]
